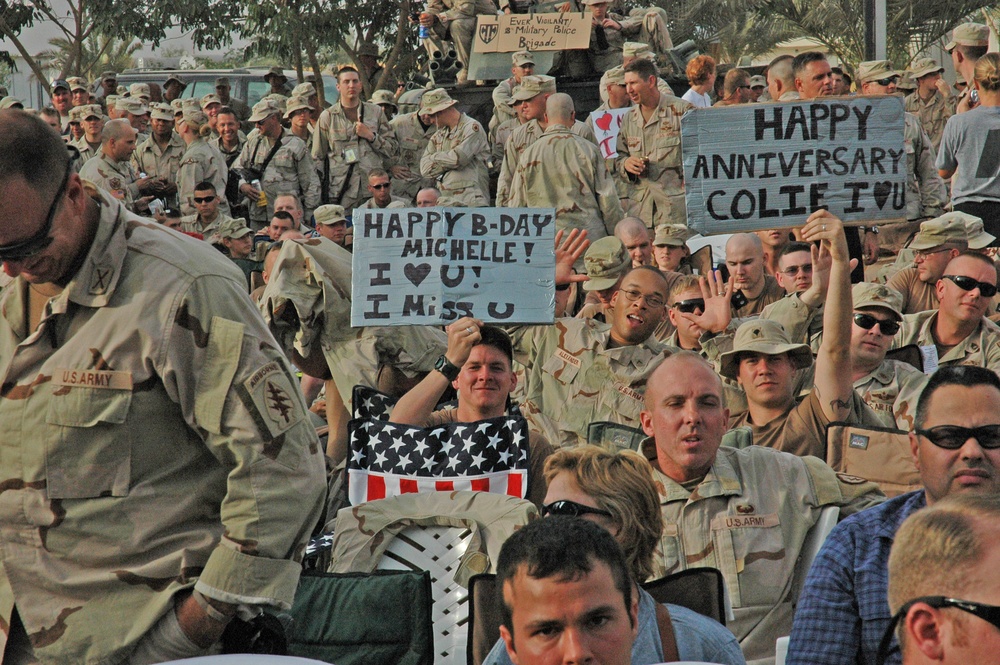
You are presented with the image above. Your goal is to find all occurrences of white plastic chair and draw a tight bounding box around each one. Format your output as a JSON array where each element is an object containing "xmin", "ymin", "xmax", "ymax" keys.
[
  {"xmin": 377, "ymin": 525, "xmax": 474, "ymax": 665},
  {"xmin": 775, "ymin": 504, "xmax": 841, "ymax": 665}
]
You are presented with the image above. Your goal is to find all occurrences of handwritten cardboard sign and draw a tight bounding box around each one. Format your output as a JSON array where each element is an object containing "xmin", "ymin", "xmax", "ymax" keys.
[
  {"xmin": 474, "ymin": 13, "xmax": 591, "ymax": 53},
  {"xmin": 589, "ymin": 107, "xmax": 630, "ymax": 159},
  {"xmin": 681, "ymin": 96, "xmax": 907, "ymax": 233},
  {"xmin": 351, "ymin": 207, "xmax": 557, "ymax": 326}
]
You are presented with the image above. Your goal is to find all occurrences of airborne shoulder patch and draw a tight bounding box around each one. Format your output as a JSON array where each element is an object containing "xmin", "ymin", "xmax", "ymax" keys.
[
  {"xmin": 239, "ymin": 360, "xmax": 304, "ymax": 440},
  {"xmin": 836, "ymin": 472, "xmax": 869, "ymax": 485}
]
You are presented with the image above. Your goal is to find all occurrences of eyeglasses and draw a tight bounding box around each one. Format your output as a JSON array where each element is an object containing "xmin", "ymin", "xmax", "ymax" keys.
[
  {"xmin": 943, "ymin": 274, "xmax": 998, "ymax": 298},
  {"xmin": 781, "ymin": 264, "xmax": 813, "ymax": 276},
  {"xmin": 876, "ymin": 596, "xmax": 1000, "ymax": 665},
  {"xmin": 370, "ymin": 183, "xmax": 391, "ymax": 190},
  {"xmin": 915, "ymin": 424, "xmax": 1000, "ymax": 449},
  {"xmin": 620, "ymin": 288, "xmax": 665, "ymax": 308},
  {"xmin": 913, "ymin": 247, "xmax": 951, "ymax": 259},
  {"xmin": 0, "ymin": 159, "xmax": 71, "ymax": 263},
  {"xmin": 874, "ymin": 76, "xmax": 899, "ymax": 86},
  {"xmin": 672, "ymin": 298, "xmax": 705, "ymax": 314},
  {"xmin": 541, "ymin": 500, "xmax": 614, "ymax": 519},
  {"xmin": 193, "ymin": 195, "xmax": 216, "ymax": 204},
  {"xmin": 737, "ymin": 84, "xmax": 751, "ymax": 90},
  {"xmin": 853, "ymin": 313, "xmax": 900, "ymax": 336}
]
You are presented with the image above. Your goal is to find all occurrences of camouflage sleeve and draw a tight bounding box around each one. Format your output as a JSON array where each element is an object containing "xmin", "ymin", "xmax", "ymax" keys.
[
  {"xmin": 801, "ymin": 455, "xmax": 886, "ymax": 518},
  {"xmin": 613, "ymin": 115, "xmax": 633, "ymax": 179},
  {"xmin": 915, "ymin": 128, "xmax": 947, "ymax": 217},
  {"xmin": 496, "ymin": 131, "xmax": 520, "ymax": 206},
  {"xmin": 594, "ymin": 152, "xmax": 625, "ymax": 234},
  {"xmin": 162, "ymin": 273, "xmax": 327, "ymax": 609},
  {"xmin": 439, "ymin": 0, "xmax": 480, "ymax": 21},
  {"xmin": 312, "ymin": 110, "xmax": 332, "ymax": 162},
  {"xmin": 296, "ymin": 142, "xmax": 322, "ymax": 214},
  {"xmin": 370, "ymin": 107, "xmax": 399, "ymax": 162}
]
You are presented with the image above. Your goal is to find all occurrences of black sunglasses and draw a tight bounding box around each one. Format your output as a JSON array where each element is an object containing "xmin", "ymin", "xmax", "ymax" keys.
[
  {"xmin": 915, "ymin": 424, "xmax": 1000, "ymax": 450},
  {"xmin": 944, "ymin": 274, "xmax": 998, "ymax": 298},
  {"xmin": 541, "ymin": 500, "xmax": 613, "ymax": 519},
  {"xmin": 853, "ymin": 313, "xmax": 900, "ymax": 336},
  {"xmin": 0, "ymin": 159, "xmax": 71, "ymax": 263},
  {"xmin": 193, "ymin": 195, "xmax": 216, "ymax": 204},
  {"xmin": 876, "ymin": 596, "xmax": 1000, "ymax": 665},
  {"xmin": 370, "ymin": 183, "xmax": 391, "ymax": 190},
  {"xmin": 874, "ymin": 76, "xmax": 899, "ymax": 86},
  {"xmin": 672, "ymin": 298, "xmax": 705, "ymax": 314}
]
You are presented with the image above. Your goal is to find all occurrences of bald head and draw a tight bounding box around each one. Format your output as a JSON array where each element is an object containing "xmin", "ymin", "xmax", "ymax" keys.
[
  {"xmin": 102, "ymin": 118, "xmax": 135, "ymax": 142},
  {"xmin": 545, "ymin": 93, "xmax": 575, "ymax": 127},
  {"xmin": 726, "ymin": 233, "xmax": 763, "ymax": 257},
  {"xmin": 615, "ymin": 217, "xmax": 652, "ymax": 267}
]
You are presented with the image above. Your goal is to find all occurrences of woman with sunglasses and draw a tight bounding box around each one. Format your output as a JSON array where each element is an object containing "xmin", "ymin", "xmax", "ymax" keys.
[
  {"xmin": 482, "ymin": 445, "xmax": 746, "ymax": 665},
  {"xmin": 937, "ymin": 53, "xmax": 1000, "ymax": 243}
]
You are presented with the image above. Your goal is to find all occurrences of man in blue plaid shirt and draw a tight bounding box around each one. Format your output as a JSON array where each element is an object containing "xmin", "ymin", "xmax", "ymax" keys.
[{"xmin": 786, "ymin": 365, "xmax": 1000, "ymax": 665}]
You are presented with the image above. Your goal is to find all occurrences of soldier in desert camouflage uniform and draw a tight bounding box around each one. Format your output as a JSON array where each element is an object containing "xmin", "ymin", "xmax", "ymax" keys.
[
  {"xmin": 0, "ymin": 110, "xmax": 326, "ymax": 665},
  {"xmin": 904, "ymin": 57, "xmax": 955, "ymax": 151},
  {"xmin": 509, "ymin": 93, "xmax": 623, "ymax": 241},
  {"xmin": 640, "ymin": 353, "xmax": 884, "ymax": 663},
  {"xmin": 419, "ymin": 88, "xmax": 490, "ymax": 206}
]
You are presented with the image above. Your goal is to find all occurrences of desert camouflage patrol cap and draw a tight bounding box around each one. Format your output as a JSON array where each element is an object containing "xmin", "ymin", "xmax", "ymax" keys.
[
  {"xmin": 217, "ymin": 217, "xmax": 254, "ymax": 239},
  {"xmin": 370, "ymin": 89, "xmax": 398, "ymax": 109},
  {"xmin": 853, "ymin": 282, "xmax": 903, "ymax": 320},
  {"xmin": 582, "ymin": 236, "xmax": 630, "ymax": 292},
  {"xmin": 857, "ymin": 60, "xmax": 900, "ymax": 84},
  {"xmin": 512, "ymin": 51, "xmax": 535, "ymax": 67},
  {"xmin": 749, "ymin": 75, "xmax": 766, "ymax": 88},
  {"xmin": 150, "ymin": 103, "xmax": 174, "ymax": 121},
  {"xmin": 653, "ymin": 224, "xmax": 689, "ymax": 247},
  {"xmin": 623, "ymin": 42, "xmax": 654, "ymax": 59},
  {"xmin": 511, "ymin": 75, "xmax": 557, "ymax": 102},
  {"xmin": 945, "ymin": 23, "xmax": 989, "ymax": 52},
  {"xmin": 129, "ymin": 82, "xmax": 151, "ymax": 100},
  {"xmin": 602, "ymin": 66, "xmax": 626, "ymax": 86},
  {"xmin": 719, "ymin": 319, "xmax": 814, "ymax": 379},
  {"xmin": 291, "ymin": 82, "xmax": 316, "ymax": 98},
  {"xmin": 121, "ymin": 98, "xmax": 149, "ymax": 116},
  {"xmin": 909, "ymin": 213, "xmax": 973, "ymax": 250},
  {"xmin": 962, "ymin": 214, "xmax": 996, "ymax": 250},
  {"xmin": 66, "ymin": 76, "xmax": 88, "ymax": 92},
  {"xmin": 315, "ymin": 204, "xmax": 348, "ymax": 225},
  {"xmin": 248, "ymin": 98, "xmax": 282, "ymax": 123}
]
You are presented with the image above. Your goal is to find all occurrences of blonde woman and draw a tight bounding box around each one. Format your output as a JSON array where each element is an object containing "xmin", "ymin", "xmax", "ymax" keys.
[
  {"xmin": 482, "ymin": 445, "xmax": 746, "ymax": 665},
  {"xmin": 177, "ymin": 108, "xmax": 230, "ymax": 218}
]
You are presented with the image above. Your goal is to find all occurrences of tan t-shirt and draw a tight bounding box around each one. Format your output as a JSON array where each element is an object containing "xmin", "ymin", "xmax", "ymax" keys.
[
  {"xmin": 887, "ymin": 266, "xmax": 938, "ymax": 314},
  {"xmin": 733, "ymin": 275, "xmax": 786, "ymax": 318},
  {"xmin": 729, "ymin": 390, "xmax": 880, "ymax": 460}
]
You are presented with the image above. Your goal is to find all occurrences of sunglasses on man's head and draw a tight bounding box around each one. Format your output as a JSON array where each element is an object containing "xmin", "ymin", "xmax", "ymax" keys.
[
  {"xmin": 541, "ymin": 500, "xmax": 613, "ymax": 519},
  {"xmin": 853, "ymin": 313, "xmax": 900, "ymax": 336},
  {"xmin": 943, "ymin": 274, "xmax": 998, "ymax": 298},
  {"xmin": 671, "ymin": 298, "xmax": 705, "ymax": 314},
  {"xmin": 914, "ymin": 424, "xmax": 1000, "ymax": 450}
]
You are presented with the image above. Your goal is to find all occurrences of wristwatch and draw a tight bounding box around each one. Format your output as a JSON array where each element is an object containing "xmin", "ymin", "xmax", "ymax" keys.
[{"xmin": 434, "ymin": 354, "xmax": 461, "ymax": 381}]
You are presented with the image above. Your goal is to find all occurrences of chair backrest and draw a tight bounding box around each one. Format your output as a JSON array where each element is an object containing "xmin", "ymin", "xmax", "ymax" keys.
[
  {"xmin": 687, "ymin": 244, "xmax": 713, "ymax": 276},
  {"xmin": 285, "ymin": 570, "xmax": 434, "ymax": 665},
  {"xmin": 826, "ymin": 421, "xmax": 921, "ymax": 498},
  {"xmin": 378, "ymin": 525, "xmax": 475, "ymax": 665},
  {"xmin": 587, "ymin": 421, "xmax": 646, "ymax": 452},
  {"xmin": 790, "ymin": 505, "xmax": 839, "ymax": 603},
  {"xmin": 885, "ymin": 344, "xmax": 924, "ymax": 373},
  {"xmin": 641, "ymin": 567, "xmax": 728, "ymax": 627},
  {"xmin": 467, "ymin": 574, "xmax": 503, "ymax": 665}
]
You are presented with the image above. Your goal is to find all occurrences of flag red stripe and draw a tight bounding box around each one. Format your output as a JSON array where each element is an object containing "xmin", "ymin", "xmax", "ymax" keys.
[
  {"xmin": 435, "ymin": 480, "xmax": 455, "ymax": 491},
  {"xmin": 470, "ymin": 478, "xmax": 490, "ymax": 492},
  {"xmin": 367, "ymin": 474, "xmax": 386, "ymax": 501},
  {"xmin": 399, "ymin": 478, "xmax": 418, "ymax": 494}
]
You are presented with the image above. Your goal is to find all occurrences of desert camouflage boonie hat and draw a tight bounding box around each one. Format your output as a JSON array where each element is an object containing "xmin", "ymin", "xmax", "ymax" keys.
[
  {"xmin": 217, "ymin": 218, "xmax": 254, "ymax": 239},
  {"xmin": 909, "ymin": 213, "xmax": 973, "ymax": 250},
  {"xmin": 291, "ymin": 82, "xmax": 316, "ymax": 98},
  {"xmin": 582, "ymin": 237, "xmax": 630, "ymax": 292},
  {"xmin": 248, "ymin": 99, "xmax": 282, "ymax": 123},
  {"xmin": 718, "ymin": 319, "xmax": 813, "ymax": 380},
  {"xmin": 370, "ymin": 89, "xmax": 398, "ymax": 109},
  {"xmin": 857, "ymin": 60, "xmax": 900, "ymax": 84},
  {"xmin": 909, "ymin": 57, "xmax": 944, "ymax": 79},
  {"xmin": 420, "ymin": 88, "xmax": 459, "ymax": 115},
  {"xmin": 961, "ymin": 214, "xmax": 996, "ymax": 250}
]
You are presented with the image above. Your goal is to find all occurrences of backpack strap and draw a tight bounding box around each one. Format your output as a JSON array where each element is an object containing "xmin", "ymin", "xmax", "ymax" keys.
[{"xmin": 654, "ymin": 601, "xmax": 680, "ymax": 662}]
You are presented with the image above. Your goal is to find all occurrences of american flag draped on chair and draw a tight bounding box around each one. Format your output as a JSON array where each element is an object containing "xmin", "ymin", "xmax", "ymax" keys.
[{"xmin": 347, "ymin": 386, "xmax": 531, "ymax": 506}]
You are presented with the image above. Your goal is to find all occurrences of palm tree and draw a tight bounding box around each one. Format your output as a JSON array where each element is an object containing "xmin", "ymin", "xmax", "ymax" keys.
[{"xmin": 37, "ymin": 34, "xmax": 141, "ymax": 79}]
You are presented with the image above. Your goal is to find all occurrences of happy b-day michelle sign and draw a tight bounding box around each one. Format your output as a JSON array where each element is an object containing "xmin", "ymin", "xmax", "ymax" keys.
[
  {"xmin": 682, "ymin": 95, "xmax": 907, "ymax": 233},
  {"xmin": 351, "ymin": 207, "xmax": 557, "ymax": 326}
]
